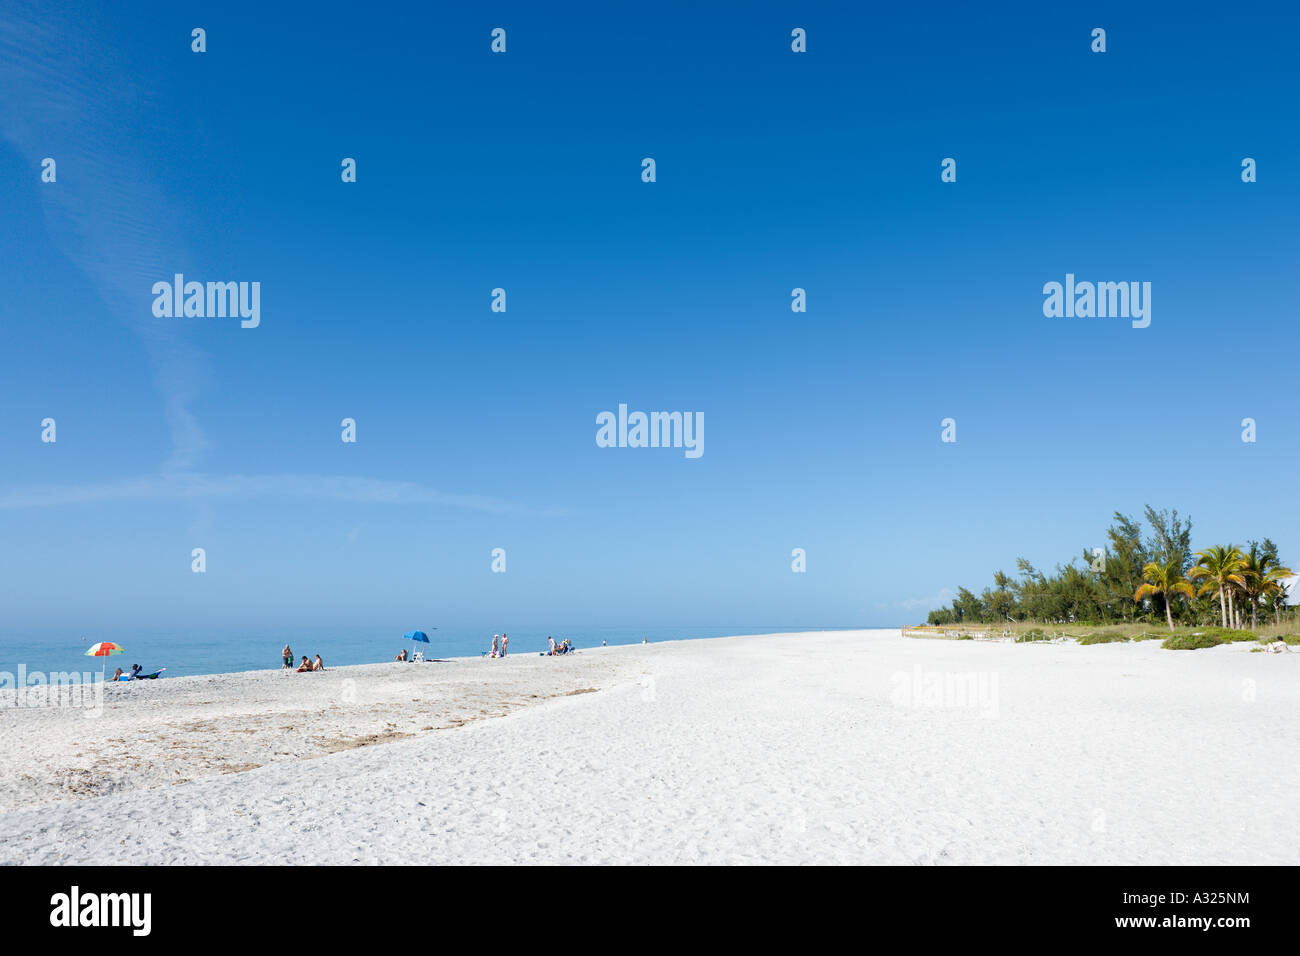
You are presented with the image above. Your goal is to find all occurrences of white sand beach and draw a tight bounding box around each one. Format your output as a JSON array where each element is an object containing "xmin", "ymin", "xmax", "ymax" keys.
[{"xmin": 1, "ymin": 629, "xmax": 1296, "ymax": 865}]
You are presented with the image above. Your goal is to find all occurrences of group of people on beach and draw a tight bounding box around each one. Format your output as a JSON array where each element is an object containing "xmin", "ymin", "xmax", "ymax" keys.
[
  {"xmin": 282, "ymin": 644, "xmax": 324, "ymax": 672},
  {"xmin": 488, "ymin": 633, "xmax": 510, "ymax": 658},
  {"xmin": 547, "ymin": 636, "xmax": 574, "ymax": 656}
]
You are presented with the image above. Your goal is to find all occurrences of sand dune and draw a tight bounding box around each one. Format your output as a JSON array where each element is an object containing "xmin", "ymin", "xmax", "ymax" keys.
[{"xmin": 1, "ymin": 629, "xmax": 1296, "ymax": 864}]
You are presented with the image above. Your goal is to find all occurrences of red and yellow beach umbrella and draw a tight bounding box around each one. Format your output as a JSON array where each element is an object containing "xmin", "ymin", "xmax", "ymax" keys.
[{"xmin": 84, "ymin": 640, "xmax": 124, "ymax": 679}]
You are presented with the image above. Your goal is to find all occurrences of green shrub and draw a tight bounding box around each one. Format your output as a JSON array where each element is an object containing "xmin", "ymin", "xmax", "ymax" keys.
[
  {"xmin": 957, "ymin": 634, "xmax": 974, "ymax": 641},
  {"xmin": 1162, "ymin": 632, "xmax": 1225, "ymax": 650},
  {"xmin": 1078, "ymin": 631, "xmax": 1130, "ymax": 645},
  {"xmin": 1194, "ymin": 627, "xmax": 1258, "ymax": 643}
]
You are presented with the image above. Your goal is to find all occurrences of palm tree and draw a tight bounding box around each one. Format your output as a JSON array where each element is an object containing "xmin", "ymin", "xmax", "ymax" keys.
[
  {"xmin": 1188, "ymin": 545, "xmax": 1247, "ymax": 628},
  {"xmin": 1241, "ymin": 548, "xmax": 1293, "ymax": 629},
  {"xmin": 1135, "ymin": 559, "xmax": 1195, "ymax": 630}
]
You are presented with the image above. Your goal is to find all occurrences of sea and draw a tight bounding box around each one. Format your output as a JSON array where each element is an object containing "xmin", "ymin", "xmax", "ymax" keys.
[{"xmin": 0, "ymin": 625, "xmax": 876, "ymax": 680}]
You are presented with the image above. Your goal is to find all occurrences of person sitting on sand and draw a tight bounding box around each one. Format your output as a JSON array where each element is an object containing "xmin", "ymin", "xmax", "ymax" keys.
[
  {"xmin": 396, "ymin": 648, "xmax": 408, "ymax": 662},
  {"xmin": 129, "ymin": 664, "xmax": 143, "ymax": 680},
  {"xmin": 313, "ymin": 654, "xmax": 325, "ymax": 671},
  {"xmin": 1265, "ymin": 639, "xmax": 1291, "ymax": 653},
  {"xmin": 297, "ymin": 656, "xmax": 313, "ymax": 672},
  {"xmin": 282, "ymin": 644, "xmax": 293, "ymax": 669}
]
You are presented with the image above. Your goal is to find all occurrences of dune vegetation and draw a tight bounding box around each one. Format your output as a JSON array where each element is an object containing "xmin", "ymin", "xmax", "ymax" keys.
[{"xmin": 923, "ymin": 506, "xmax": 1295, "ymax": 646}]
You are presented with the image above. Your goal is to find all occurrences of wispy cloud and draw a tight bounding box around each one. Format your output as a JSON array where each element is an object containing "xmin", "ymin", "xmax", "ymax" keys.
[
  {"xmin": 0, "ymin": 3, "xmax": 211, "ymax": 471},
  {"xmin": 0, "ymin": 473, "xmax": 565, "ymax": 516},
  {"xmin": 0, "ymin": 10, "xmax": 539, "ymax": 521}
]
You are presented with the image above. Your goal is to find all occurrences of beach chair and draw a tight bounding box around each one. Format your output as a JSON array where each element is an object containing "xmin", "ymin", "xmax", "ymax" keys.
[{"xmin": 123, "ymin": 667, "xmax": 165, "ymax": 681}]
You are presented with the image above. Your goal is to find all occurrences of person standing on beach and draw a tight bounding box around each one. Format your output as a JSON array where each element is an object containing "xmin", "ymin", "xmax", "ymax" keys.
[
  {"xmin": 282, "ymin": 644, "xmax": 293, "ymax": 668},
  {"xmin": 491, "ymin": 634, "xmax": 500, "ymax": 658},
  {"xmin": 500, "ymin": 633, "xmax": 508, "ymax": 657}
]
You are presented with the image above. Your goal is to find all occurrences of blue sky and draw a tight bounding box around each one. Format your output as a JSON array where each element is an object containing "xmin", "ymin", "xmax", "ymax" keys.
[{"xmin": 1, "ymin": 1, "xmax": 1297, "ymax": 631}]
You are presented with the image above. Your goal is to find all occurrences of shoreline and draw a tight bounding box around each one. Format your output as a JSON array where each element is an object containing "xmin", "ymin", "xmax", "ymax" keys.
[
  {"xmin": 1, "ymin": 625, "xmax": 874, "ymax": 683},
  {"xmin": 0, "ymin": 630, "xmax": 848, "ymax": 816},
  {"xmin": 2, "ymin": 628, "xmax": 1296, "ymax": 865}
]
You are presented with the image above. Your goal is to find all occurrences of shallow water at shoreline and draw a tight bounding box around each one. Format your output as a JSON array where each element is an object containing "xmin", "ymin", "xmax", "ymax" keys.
[{"xmin": 0, "ymin": 624, "xmax": 873, "ymax": 680}]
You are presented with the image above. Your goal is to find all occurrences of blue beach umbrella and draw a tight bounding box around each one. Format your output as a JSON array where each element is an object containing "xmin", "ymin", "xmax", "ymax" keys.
[{"xmin": 404, "ymin": 629, "xmax": 434, "ymax": 659}]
